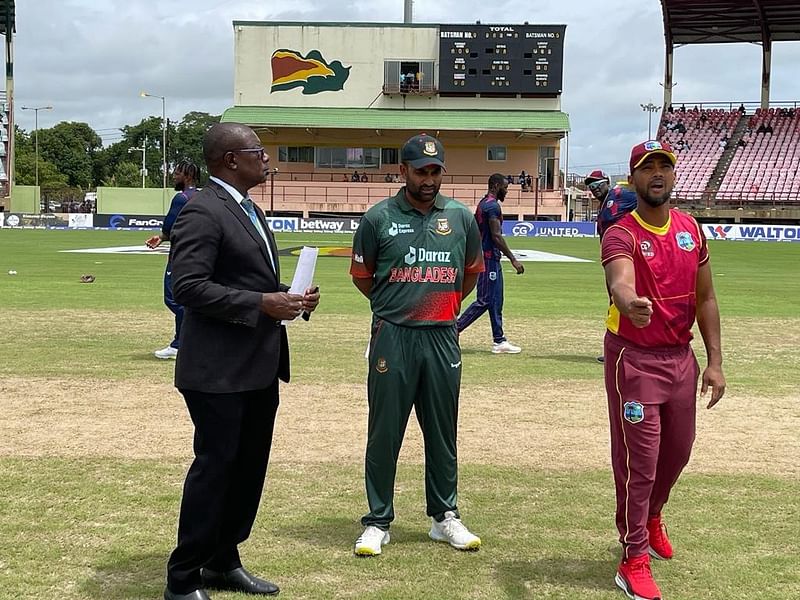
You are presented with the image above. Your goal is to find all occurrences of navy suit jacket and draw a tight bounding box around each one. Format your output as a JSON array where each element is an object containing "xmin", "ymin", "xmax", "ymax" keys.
[{"xmin": 169, "ymin": 180, "xmax": 290, "ymax": 393}]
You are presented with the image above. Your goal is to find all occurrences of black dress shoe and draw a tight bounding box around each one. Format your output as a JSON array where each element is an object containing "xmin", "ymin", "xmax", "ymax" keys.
[
  {"xmin": 201, "ymin": 566, "xmax": 279, "ymax": 596},
  {"xmin": 163, "ymin": 588, "xmax": 211, "ymax": 600}
]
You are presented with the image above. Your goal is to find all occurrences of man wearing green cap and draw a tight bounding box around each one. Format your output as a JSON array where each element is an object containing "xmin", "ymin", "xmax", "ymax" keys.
[{"xmin": 350, "ymin": 133, "xmax": 485, "ymax": 556}]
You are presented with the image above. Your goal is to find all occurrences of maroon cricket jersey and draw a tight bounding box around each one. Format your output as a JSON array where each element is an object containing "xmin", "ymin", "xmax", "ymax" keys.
[{"xmin": 601, "ymin": 209, "xmax": 709, "ymax": 347}]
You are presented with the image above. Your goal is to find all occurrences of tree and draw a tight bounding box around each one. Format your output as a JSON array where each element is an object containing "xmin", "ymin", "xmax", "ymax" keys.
[
  {"xmin": 37, "ymin": 122, "xmax": 102, "ymax": 189},
  {"xmin": 169, "ymin": 112, "xmax": 220, "ymax": 183},
  {"xmin": 119, "ymin": 117, "xmax": 168, "ymax": 187},
  {"xmin": 107, "ymin": 161, "xmax": 144, "ymax": 188}
]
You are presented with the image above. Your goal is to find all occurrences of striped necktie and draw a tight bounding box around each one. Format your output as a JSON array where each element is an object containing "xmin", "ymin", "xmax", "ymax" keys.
[
  {"xmin": 240, "ymin": 197, "xmax": 275, "ymax": 270},
  {"xmin": 241, "ymin": 197, "xmax": 263, "ymax": 235}
]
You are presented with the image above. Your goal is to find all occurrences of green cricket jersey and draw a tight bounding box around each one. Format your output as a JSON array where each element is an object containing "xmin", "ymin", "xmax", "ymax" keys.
[{"xmin": 350, "ymin": 188, "xmax": 484, "ymax": 327}]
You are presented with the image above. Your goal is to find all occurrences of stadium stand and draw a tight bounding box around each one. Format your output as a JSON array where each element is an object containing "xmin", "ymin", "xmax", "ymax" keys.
[
  {"xmin": 658, "ymin": 105, "xmax": 800, "ymax": 207},
  {"xmin": 718, "ymin": 107, "xmax": 800, "ymax": 204},
  {"xmin": 659, "ymin": 108, "xmax": 743, "ymax": 202},
  {"xmin": 655, "ymin": 1, "xmax": 800, "ymax": 216}
]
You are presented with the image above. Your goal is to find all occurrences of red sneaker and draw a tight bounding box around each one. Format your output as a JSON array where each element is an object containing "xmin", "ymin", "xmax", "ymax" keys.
[
  {"xmin": 647, "ymin": 513, "xmax": 674, "ymax": 560},
  {"xmin": 615, "ymin": 554, "xmax": 662, "ymax": 600}
]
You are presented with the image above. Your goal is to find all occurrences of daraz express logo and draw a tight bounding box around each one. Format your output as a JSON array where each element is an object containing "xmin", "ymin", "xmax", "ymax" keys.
[{"xmin": 270, "ymin": 49, "xmax": 351, "ymax": 95}]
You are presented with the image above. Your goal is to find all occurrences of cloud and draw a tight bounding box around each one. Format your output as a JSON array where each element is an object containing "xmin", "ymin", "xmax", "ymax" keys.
[{"xmin": 10, "ymin": 0, "xmax": 800, "ymax": 172}]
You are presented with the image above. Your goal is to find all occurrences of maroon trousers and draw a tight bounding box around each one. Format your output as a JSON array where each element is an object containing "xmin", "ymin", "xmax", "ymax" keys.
[{"xmin": 604, "ymin": 332, "xmax": 699, "ymax": 559}]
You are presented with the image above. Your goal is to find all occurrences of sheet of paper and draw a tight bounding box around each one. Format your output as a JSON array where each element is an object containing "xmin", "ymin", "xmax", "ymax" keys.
[{"xmin": 283, "ymin": 246, "xmax": 318, "ymax": 324}]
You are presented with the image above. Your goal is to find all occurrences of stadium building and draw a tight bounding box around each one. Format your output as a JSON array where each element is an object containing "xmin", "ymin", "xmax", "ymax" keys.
[{"xmin": 220, "ymin": 21, "xmax": 571, "ymax": 219}]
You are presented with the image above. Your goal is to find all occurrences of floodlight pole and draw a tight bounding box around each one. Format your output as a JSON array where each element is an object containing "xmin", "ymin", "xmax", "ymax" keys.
[
  {"xmin": 129, "ymin": 134, "xmax": 147, "ymax": 188},
  {"xmin": 20, "ymin": 105, "xmax": 53, "ymax": 190},
  {"xmin": 140, "ymin": 91, "xmax": 167, "ymax": 191},
  {"xmin": 640, "ymin": 102, "xmax": 661, "ymax": 139}
]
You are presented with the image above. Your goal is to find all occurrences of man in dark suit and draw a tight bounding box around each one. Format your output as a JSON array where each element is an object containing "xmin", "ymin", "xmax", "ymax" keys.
[{"xmin": 164, "ymin": 122, "xmax": 320, "ymax": 600}]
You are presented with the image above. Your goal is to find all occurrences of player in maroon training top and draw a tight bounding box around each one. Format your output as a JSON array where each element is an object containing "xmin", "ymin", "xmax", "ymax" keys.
[{"xmin": 601, "ymin": 140, "xmax": 725, "ymax": 600}]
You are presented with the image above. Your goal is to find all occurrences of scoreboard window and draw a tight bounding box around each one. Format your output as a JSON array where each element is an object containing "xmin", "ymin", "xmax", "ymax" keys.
[{"xmin": 438, "ymin": 24, "xmax": 565, "ymax": 96}]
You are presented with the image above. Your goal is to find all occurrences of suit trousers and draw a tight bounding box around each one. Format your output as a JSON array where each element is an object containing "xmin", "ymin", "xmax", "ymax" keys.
[
  {"xmin": 166, "ymin": 382, "xmax": 279, "ymax": 594},
  {"xmin": 361, "ymin": 319, "xmax": 462, "ymax": 529},
  {"xmin": 604, "ymin": 333, "xmax": 698, "ymax": 559}
]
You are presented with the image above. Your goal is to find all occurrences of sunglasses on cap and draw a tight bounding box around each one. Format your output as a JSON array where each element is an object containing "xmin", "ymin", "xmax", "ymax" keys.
[{"xmin": 588, "ymin": 180, "xmax": 607, "ymax": 191}]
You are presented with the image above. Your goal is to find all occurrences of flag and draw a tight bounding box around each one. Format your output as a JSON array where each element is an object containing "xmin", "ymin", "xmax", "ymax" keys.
[{"xmin": 270, "ymin": 49, "xmax": 351, "ymax": 94}]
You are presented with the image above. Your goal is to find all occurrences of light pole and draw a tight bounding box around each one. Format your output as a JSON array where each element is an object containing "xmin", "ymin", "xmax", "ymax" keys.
[
  {"xmin": 20, "ymin": 105, "xmax": 53, "ymax": 190},
  {"xmin": 640, "ymin": 102, "xmax": 662, "ymax": 140},
  {"xmin": 140, "ymin": 91, "xmax": 166, "ymax": 190},
  {"xmin": 129, "ymin": 134, "xmax": 147, "ymax": 188}
]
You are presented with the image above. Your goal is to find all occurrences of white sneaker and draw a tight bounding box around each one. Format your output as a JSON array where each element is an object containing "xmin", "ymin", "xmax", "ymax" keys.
[
  {"xmin": 354, "ymin": 525, "xmax": 390, "ymax": 556},
  {"xmin": 154, "ymin": 345, "xmax": 178, "ymax": 360},
  {"xmin": 428, "ymin": 511, "xmax": 481, "ymax": 550},
  {"xmin": 492, "ymin": 340, "xmax": 521, "ymax": 354}
]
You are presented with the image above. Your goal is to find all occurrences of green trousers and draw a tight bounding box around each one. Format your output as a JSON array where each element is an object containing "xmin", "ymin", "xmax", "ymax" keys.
[{"xmin": 361, "ymin": 318, "xmax": 462, "ymax": 529}]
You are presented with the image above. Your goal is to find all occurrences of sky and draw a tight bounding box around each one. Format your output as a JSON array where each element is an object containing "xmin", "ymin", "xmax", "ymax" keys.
[{"xmin": 11, "ymin": 0, "xmax": 800, "ymax": 177}]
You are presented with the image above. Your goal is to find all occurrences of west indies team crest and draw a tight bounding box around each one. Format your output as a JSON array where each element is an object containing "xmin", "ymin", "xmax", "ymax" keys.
[
  {"xmin": 435, "ymin": 218, "xmax": 452, "ymax": 235},
  {"xmin": 270, "ymin": 49, "xmax": 351, "ymax": 94},
  {"xmin": 676, "ymin": 231, "xmax": 696, "ymax": 252},
  {"xmin": 624, "ymin": 401, "xmax": 645, "ymax": 424},
  {"xmin": 375, "ymin": 357, "xmax": 389, "ymax": 373}
]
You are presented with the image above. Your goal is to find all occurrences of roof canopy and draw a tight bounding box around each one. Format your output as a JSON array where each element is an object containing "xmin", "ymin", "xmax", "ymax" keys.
[
  {"xmin": 0, "ymin": 1, "xmax": 15, "ymax": 35},
  {"xmin": 661, "ymin": 0, "xmax": 800, "ymax": 44},
  {"xmin": 222, "ymin": 107, "xmax": 570, "ymax": 135}
]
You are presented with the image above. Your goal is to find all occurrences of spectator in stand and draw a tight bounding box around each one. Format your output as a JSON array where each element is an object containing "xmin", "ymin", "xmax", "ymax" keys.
[
  {"xmin": 506, "ymin": 174, "xmax": 514, "ymax": 186},
  {"xmin": 352, "ymin": 170, "xmax": 360, "ymax": 182},
  {"xmin": 384, "ymin": 173, "xmax": 393, "ymax": 183},
  {"xmin": 738, "ymin": 103, "xmax": 746, "ymax": 114},
  {"xmin": 525, "ymin": 174, "xmax": 532, "ymax": 191},
  {"xmin": 737, "ymin": 138, "xmax": 747, "ymax": 148},
  {"xmin": 360, "ymin": 172, "xmax": 369, "ymax": 183},
  {"xmin": 699, "ymin": 112, "xmax": 708, "ymax": 125},
  {"xmin": 765, "ymin": 123, "xmax": 774, "ymax": 134},
  {"xmin": 719, "ymin": 137, "xmax": 728, "ymax": 150},
  {"xmin": 392, "ymin": 174, "xmax": 401, "ymax": 183},
  {"xmin": 342, "ymin": 173, "xmax": 350, "ymax": 182},
  {"xmin": 675, "ymin": 121, "xmax": 686, "ymax": 134}
]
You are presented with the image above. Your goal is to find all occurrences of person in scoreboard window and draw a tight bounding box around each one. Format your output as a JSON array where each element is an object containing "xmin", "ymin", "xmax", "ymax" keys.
[
  {"xmin": 601, "ymin": 140, "xmax": 725, "ymax": 600},
  {"xmin": 349, "ymin": 133, "xmax": 484, "ymax": 557},
  {"xmin": 456, "ymin": 173, "xmax": 525, "ymax": 354}
]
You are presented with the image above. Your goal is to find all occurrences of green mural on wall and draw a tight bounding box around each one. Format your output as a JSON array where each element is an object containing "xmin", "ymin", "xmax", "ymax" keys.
[{"xmin": 270, "ymin": 49, "xmax": 351, "ymax": 94}]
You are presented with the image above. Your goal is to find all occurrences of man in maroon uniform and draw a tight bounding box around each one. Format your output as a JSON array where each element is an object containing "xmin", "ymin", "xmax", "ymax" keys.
[{"xmin": 601, "ymin": 140, "xmax": 725, "ymax": 600}]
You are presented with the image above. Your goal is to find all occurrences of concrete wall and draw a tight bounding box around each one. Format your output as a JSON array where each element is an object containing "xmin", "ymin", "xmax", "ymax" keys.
[
  {"xmin": 97, "ymin": 187, "xmax": 171, "ymax": 216},
  {"xmin": 10, "ymin": 185, "xmax": 38, "ymax": 213},
  {"xmin": 234, "ymin": 23, "xmax": 560, "ymax": 111}
]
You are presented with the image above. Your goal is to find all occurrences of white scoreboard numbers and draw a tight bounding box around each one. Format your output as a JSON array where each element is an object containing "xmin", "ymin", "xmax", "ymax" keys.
[{"xmin": 438, "ymin": 24, "xmax": 566, "ymax": 96}]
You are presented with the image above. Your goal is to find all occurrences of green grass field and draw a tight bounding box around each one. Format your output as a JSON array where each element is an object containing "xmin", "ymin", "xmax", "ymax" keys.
[{"xmin": 1, "ymin": 229, "xmax": 798, "ymax": 600}]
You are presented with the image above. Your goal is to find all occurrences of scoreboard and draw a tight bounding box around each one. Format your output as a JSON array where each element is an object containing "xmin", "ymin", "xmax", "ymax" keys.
[{"xmin": 438, "ymin": 24, "xmax": 566, "ymax": 95}]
